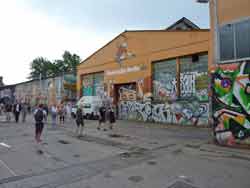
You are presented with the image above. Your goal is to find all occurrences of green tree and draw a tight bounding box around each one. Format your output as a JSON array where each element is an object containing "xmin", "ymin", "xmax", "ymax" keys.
[
  {"xmin": 29, "ymin": 57, "xmax": 55, "ymax": 79},
  {"xmin": 29, "ymin": 51, "xmax": 81, "ymax": 80},
  {"xmin": 55, "ymin": 51, "xmax": 81, "ymax": 73}
]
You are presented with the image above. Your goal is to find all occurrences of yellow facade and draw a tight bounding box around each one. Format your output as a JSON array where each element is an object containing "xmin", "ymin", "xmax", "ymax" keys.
[
  {"xmin": 77, "ymin": 30, "xmax": 209, "ymax": 97},
  {"xmin": 209, "ymin": 0, "xmax": 250, "ymax": 68}
]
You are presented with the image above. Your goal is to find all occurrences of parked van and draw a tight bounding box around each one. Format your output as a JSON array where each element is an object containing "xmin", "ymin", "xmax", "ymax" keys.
[{"xmin": 77, "ymin": 96, "xmax": 102, "ymax": 119}]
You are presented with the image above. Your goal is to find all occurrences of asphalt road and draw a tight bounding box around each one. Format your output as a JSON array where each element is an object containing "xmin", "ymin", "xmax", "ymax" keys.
[{"xmin": 0, "ymin": 115, "xmax": 249, "ymax": 188}]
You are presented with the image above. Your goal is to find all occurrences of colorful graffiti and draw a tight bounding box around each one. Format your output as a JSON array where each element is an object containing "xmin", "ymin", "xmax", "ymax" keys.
[
  {"xmin": 119, "ymin": 100, "xmax": 208, "ymax": 126},
  {"xmin": 153, "ymin": 71, "xmax": 209, "ymax": 102},
  {"xmin": 212, "ymin": 61, "xmax": 250, "ymax": 146}
]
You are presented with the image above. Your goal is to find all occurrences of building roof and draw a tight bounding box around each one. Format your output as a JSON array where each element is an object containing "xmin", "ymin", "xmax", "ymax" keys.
[
  {"xmin": 166, "ymin": 17, "xmax": 200, "ymax": 30},
  {"xmin": 79, "ymin": 19, "xmax": 208, "ymax": 65}
]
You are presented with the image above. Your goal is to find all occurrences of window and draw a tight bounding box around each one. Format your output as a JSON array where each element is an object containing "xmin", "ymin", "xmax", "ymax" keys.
[
  {"xmin": 153, "ymin": 59, "xmax": 177, "ymax": 101},
  {"xmin": 219, "ymin": 18, "xmax": 250, "ymax": 62},
  {"xmin": 180, "ymin": 54, "xmax": 208, "ymax": 101},
  {"xmin": 82, "ymin": 72, "xmax": 104, "ymax": 96},
  {"xmin": 235, "ymin": 20, "xmax": 250, "ymax": 59},
  {"xmin": 220, "ymin": 24, "xmax": 234, "ymax": 61}
]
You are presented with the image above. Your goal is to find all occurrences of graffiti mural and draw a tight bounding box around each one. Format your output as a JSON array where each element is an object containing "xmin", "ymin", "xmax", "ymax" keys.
[
  {"xmin": 212, "ymin": 61, "xmax": 250, "ymax": 146},
  {"xmin": 119, "ymin": 100, "xmax": 208, "ymax": 126}
]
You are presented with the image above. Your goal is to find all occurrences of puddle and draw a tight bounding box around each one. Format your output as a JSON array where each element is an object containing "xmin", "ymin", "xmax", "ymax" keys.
[
  {"xmin": 109, "ymin": 134, "xmax": 130, "ymax": 139},
  {"xmin": 147, "ymin": 160, "xmax": 157, "ymax": 165},
  {"xmin": 58, "ymin": 140, "xmax": 70, "ymax": 144},
  {"xmin": 172, "ymin": 149, "xmax": 183, "ymax": 155},
  {"xmin": 73, "ymin": 154, "xmax": 80, "ymax": 158},
  {"xmin": 128, "ymin": 176, "xmax": 144, "ymax": 183}
]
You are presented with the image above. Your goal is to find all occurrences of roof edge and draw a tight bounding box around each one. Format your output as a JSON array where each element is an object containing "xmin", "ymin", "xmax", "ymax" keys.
[{"xmin": 79, "ymin": 31, "xmax": 127, "ymax": 65}]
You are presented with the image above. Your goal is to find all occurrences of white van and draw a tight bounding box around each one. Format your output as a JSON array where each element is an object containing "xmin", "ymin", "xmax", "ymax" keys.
[{"xmin": 77, "ymin": 96, "xmax": 102, "ymax": 119}]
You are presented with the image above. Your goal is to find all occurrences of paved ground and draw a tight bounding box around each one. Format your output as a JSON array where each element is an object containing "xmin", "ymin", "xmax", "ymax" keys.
[{"xmin": 0, "ymin": 115, "xmax": 250, "ymax": 188}]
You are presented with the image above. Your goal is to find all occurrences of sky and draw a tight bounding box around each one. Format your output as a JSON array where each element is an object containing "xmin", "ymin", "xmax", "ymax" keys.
[{"xmin": 0, "ymin": 0, "xmax": 209, "ymax": 85}]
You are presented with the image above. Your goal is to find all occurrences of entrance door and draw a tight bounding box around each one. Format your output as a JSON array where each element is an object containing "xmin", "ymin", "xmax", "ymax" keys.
[{"xmin": 114, "ymin": 83, "xmax": 136, "ymax": 119}]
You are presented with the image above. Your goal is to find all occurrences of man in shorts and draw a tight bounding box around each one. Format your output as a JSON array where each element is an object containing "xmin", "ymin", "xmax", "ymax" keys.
[{"xmin": 34, "ymin": 104, "xmax": 47, "ymax": 144}]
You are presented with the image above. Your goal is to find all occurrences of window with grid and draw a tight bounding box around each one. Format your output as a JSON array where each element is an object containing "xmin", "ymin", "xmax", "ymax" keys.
[
  {"xmin": 219, "ymin": 18, "xmax": 250, "ymax": 62},
  {"xmin": 153, "ymin": 59, "xmax": 177, "ymax": 101},
  {"xmin": 82, "ymin": 73, "xmax": 104, "ymax": 96},
  {"xmin": 180, "ymin": 54, "xmax": 208, "ymax": 101}
]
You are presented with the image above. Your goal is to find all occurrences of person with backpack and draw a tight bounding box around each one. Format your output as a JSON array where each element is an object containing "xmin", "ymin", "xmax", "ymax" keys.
[
  {"xmin": 34, "ymin": 104, "xmax": 47, "ymax": 143},
  {"xmin": 75, "ymin": 105, "xmax": 84, "ymax": 137}
]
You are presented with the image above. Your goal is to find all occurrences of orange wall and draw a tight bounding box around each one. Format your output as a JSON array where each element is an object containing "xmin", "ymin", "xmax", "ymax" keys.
[
  {"xmin": 209, "ymin": 0, "xmax": 250, "ymax": 68},
  {"xmin": 77, "ymin": 30, "xmax": 209, "ymax": 97}
]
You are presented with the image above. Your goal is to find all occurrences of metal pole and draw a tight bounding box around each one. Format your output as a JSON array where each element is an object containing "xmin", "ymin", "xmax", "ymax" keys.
[{"xmin": 213, "ymin": 0, "xmax": 220, "ymax": 64}]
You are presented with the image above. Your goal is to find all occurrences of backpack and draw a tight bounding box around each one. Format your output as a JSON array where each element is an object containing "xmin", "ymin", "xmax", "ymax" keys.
[{"xmin": 35, "ymin": 109, "xmax": 44, "ymax": 122}]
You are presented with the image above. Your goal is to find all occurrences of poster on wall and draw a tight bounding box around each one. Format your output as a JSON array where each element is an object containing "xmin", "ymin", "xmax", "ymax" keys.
[{"xmin": 212, "ymin": 61, "xmax": 250, "ymax": 146}]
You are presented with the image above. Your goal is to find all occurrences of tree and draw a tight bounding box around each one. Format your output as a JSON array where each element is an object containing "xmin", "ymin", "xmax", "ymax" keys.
[
  {"xmin": 29, "ymin": 51, "xmax": 81, "ymax": 80},
  {"xmin": 29, "ymin": 57, "xmax": 55, "ymax": 79},
  {"xmin": 56, "ymin": 51, "xmax": 81, "ymax": 73}
]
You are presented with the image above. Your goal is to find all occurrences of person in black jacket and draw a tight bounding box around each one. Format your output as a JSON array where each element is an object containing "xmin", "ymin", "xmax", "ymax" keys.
[
  {"xmin": 108, "ymin": 106, "xmax": 116, "ymax": 130},
  {"xmin": 13, "ymin": 102, "xmax": 22, "ymax": 123},
  {"xmin": 75, "ymin": 106, "xmax": 84, "ymax": 137},
  {"xmin": 97, "ymin": 104, "xmax": 106, "ymax": 130}
]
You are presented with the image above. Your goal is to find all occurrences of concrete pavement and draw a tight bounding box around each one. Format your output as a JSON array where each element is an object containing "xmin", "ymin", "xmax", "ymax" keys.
[{"xmin": 0, "ymin": 115, "xmax": 249, "ymax": 187}]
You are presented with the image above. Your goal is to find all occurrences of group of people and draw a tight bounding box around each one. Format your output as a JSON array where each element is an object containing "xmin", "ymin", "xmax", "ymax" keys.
[
  {"xmin": 0, "ymin": 101, "xmax": 117, "ymax": 150},
  {"xmin": 33, "ymin": 102, "xmax": 116, "ymax": 144},
  {"xmin": 0, "ymin": 102, "xmax": 31, "ymax": 123}
]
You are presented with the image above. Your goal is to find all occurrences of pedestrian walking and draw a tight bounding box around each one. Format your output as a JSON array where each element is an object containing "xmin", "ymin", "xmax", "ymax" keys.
[
  {"xmin": 58, "ymin": 103, "xmax": 65, "ymax": 124},
  {"xmin": 5, "ymin": 103, "xmax": 12, "ymax": 122},
  {"xmin": 34, "ymin": 104, "xmax": 47, "ymax": 144},
  {"xmin": 97, "ymin": 103, "xmax": 106, "ymax": 130},
  {"xmin": 21, "ymin": 102, "xmax": 28, "ymax": 123},
  {"xmin": 50, "ymin": 104, "xmax": 57, "ymax": 128},
  {"xmin": 75, "ymin": 106, "xmax": 84, "ymax": 137},
  {"xmin": 43, "ymin": 104, "xmax": 49, "ymax": 122},
  {"xmin": 108, "ymin": 106, "xmax": 116, "ymax": 130},
  {"xmin": 65, "ymin": 103, "xmax": 71, "ymax": 122},
  {"xmin": 13, "ymin": 102, "xmax": 22, "ymax": 123}
]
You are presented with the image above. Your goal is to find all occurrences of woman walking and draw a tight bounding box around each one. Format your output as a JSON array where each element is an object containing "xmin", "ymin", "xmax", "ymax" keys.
[{"xmin": 50, "ymin": 104, "xmax": 57, "ymax": 128}]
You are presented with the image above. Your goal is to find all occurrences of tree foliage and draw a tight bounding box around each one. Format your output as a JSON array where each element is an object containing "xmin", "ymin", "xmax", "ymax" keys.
[{"xmin": 29, "ymin": 51, "xmax": 81, "ymax": 79}]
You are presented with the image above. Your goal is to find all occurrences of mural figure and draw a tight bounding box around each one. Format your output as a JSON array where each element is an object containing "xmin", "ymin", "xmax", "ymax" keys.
[{"xmin": 212, "ymin": 61, "xmax": 250, "ymax": 146}]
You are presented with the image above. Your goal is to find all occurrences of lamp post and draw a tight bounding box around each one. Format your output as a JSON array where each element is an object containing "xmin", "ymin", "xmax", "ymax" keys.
[
  {"xmin": 196, "ymin": 0, "xmax": 220, "ymax": 64},
  {"xmin": 196, "ymin": 0, "xmax": 219, "ymax": 131}
]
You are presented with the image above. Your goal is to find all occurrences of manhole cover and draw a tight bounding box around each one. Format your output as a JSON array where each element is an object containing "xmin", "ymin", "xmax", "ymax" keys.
[
  {"xmin": 128, "ymin": 176, "xmax": 144, "ymax": 183},
  {"xmin": 168, "ymin": 181, "xmax": 198, "ymax": 188},
  {"xmin": 58, "ymin": 140, "xmax": 70, "ymax": 144}
]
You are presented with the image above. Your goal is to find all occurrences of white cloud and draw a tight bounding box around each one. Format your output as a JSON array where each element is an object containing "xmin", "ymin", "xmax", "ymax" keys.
[{"xmin": 0, "ymin": 1, "xmax": 111, "ymax": 85}]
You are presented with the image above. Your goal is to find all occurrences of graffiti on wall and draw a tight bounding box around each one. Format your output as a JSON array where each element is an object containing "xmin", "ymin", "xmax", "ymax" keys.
[
  {"xmin": 119, "ymin": 100, "xmax": 208, "ymax": 126},
  {"xmin": 153, "ymin": 73, "xmax": 177, "ymax": 100},
  {"xmin": 212, "ymin": 61, "xmax": 250, "ymax": 146},
  {"xmin": 153, "ymin": 71, "xmax": 208, "ymax": 102}
]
